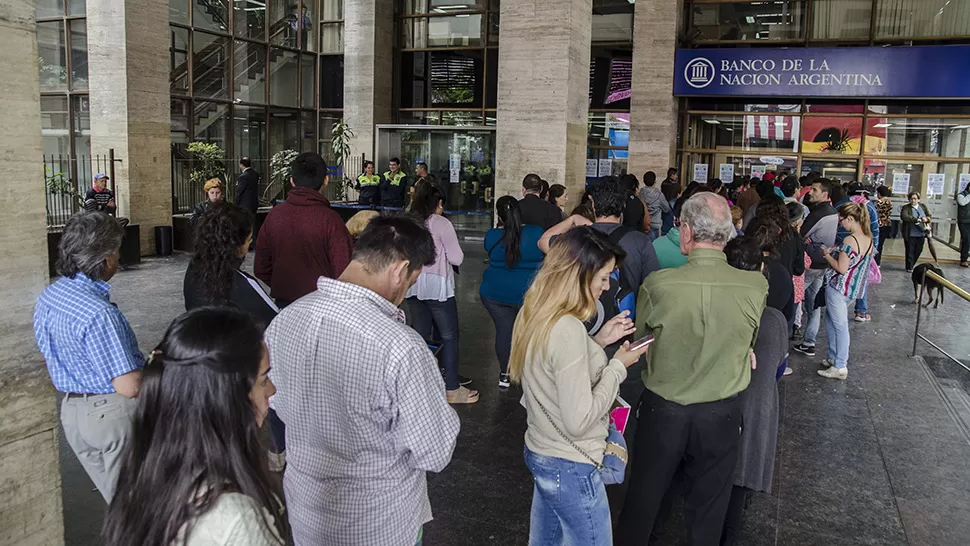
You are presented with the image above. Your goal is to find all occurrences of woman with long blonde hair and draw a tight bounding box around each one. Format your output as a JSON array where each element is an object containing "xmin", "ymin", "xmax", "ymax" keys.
[
  {"xmin": 511, "ymin": 227, "xmax": 648, "ymax": 545},
  {"xmin": 818, "ymin": 201, "xmax": 874, "ymax": 380}
]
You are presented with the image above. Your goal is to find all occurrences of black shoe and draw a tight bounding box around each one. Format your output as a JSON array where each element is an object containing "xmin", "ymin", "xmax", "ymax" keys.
[
  {"xmin": 498, "ymin": 373, "xmax": 511, "ymax": 389},
  {"xmin": 790, "ymin": 326, "xmax": 802, "ymax": 341},
  {"xmin": 440, "ymin": 367, "xmax": 473, "ymax": 386},
  {"xmin": 792, "ymin": 343, "xmax": 816, "ymax": 357}
]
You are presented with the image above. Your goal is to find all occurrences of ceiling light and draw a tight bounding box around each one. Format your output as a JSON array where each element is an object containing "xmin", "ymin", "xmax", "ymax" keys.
[
  {"xmin": 873, "ymin": 123, "xmax": 892, "ymax": 128},
  {"xmin": 703, "ymin": 119, "xmax": 721, "ymax": 125}
]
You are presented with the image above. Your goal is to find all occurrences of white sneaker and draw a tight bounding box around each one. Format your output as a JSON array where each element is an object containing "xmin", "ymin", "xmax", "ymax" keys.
[
  {"xmin": 267, "ymin": 450, "xmax": 286, "ymax": 472},
  {"xmin": 817, "ymin": 367, "xmax": 848, "ymax": 380},
  {"xmin": 820, "ymin": 358, "xmax": 834, "ymax": 369}
]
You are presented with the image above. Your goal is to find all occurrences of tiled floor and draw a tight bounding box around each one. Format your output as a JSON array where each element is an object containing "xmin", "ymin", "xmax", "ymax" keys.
[{"xmin": 57, "ymin": 245, "xmax": 970, "ymax": 545}]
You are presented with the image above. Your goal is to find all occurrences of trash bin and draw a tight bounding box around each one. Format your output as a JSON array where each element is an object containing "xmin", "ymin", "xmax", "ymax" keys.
[{"xmin": 155, "ymin": 226, "xmax": 173, "ymax": 256}]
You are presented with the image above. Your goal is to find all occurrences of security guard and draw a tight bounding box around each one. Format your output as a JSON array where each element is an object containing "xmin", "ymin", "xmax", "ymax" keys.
[
  {"xmin": 380, "ymin": 157, "xmax": 410, "ymax": 208},
  {"xmin": 356, "ymin": 160, "xmax": 382, "ymax": 206}
]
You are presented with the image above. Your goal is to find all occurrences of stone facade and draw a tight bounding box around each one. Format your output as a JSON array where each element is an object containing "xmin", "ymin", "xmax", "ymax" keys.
[
  {"xmin": 628, "ymin": 0, "xmax": 683, "ymax": 183},
  {"xmin": 0, "ymin": 1, "xmax": 64, "ymax": 544},
  {"xmin": 87, "ymin": 0, "xmax": 172, "ymax": 255},
  {"xmin": 495, "ymin": 0, "xmax": 593, "ymax": 204},
  {"xmin": 344, "ymin": 0, "xmax": 394, "ymax": 161}
]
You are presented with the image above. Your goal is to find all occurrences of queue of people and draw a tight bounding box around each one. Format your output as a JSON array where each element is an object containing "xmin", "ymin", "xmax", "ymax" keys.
[{"xmin": 34, "ymin": 152, "xmax": 963, "ymax": 545}]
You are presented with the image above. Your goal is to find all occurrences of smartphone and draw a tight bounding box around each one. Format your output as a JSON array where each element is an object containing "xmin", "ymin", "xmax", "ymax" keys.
[{"xmin": 629, "ymin": 335, "xmax": 655, "ymax": 351}]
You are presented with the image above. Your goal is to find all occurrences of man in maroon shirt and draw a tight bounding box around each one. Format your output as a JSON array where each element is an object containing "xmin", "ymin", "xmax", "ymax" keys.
[{"xmin": 255, "ymin": 152, "xmax": 354, "ymax": 307}]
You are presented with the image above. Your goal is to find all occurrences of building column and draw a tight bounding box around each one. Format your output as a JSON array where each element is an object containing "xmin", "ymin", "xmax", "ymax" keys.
[
  {"xmin": 86, "ymin": 0, "xmax": 172, "ymax": 254},
  {"xmin": 628, "ymin": 0, "xmax": 683, "ymax": 181},
  {"xmin": 344, "ymin": 0, "xmax": 394, "ymax": 161},
  {"xmin": 495, "ymin": 0, "xmax": 592, "ymax": 203},
  {"xmin": 0, "ymin": 1, "xmax": 65, "ymax": 543}
]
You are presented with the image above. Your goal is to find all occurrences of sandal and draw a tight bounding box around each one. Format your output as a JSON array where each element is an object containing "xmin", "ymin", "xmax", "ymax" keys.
[{"xmin": 447, "ymin": 386, "xmax": 480, "ymax": 405}]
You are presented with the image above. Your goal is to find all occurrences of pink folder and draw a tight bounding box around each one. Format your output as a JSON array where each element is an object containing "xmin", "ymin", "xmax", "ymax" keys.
[{"xmin": 610, "ymin": 396, "xmax": 632, "ymax": 435}]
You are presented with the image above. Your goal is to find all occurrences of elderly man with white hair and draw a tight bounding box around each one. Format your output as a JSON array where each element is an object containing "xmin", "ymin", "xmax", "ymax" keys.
[{"xmin": 616, "ymin": 192, "xmax": 768, "ymax": 546}]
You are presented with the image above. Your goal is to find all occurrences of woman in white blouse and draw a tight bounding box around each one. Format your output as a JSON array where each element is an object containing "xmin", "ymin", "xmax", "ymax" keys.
[{"xmin": 102, "ymin": 307, "xmax": 286, "ymax": 546}]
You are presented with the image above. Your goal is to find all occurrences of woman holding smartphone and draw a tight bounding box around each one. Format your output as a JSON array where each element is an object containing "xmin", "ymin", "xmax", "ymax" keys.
[{"xmin": 510, "ymin": 227, "xmax": 649, "ymax": 545}]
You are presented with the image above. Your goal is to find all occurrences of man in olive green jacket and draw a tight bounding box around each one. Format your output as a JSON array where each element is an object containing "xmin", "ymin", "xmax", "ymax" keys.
[{"xmin": 617, "ymin": 192, "xmax": 768, "ymax": 546}]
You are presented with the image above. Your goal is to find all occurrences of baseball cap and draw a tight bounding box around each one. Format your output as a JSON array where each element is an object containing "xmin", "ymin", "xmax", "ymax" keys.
[{"xmin": 94, "ymin": 173, "xmax": 110, "ymax": 180}]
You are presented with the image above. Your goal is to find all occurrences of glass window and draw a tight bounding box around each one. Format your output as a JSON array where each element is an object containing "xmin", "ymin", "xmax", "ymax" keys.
[
  {"xmin": 193, "ymin": 32, "xmax": 230, "ymax": 99},
  {"xmin": 686, "ymin": 100, "xmax": 801, "ymax": 113},
  {"xmin": 592, "ymin": 13, "xmax": 633, "ymax": 42},
  {"xmin": 194, "ymin": 102, "xmax": 230, "ymax": 150},
  {"xmin": 321, "ymin": 22, "xmax": 344, "ymax": 53},
  {"xmin": 69, "ymin": 20, "xmax": 88, "ymax": 90},
  {"xmin": 812, "ymin": 0, "xmax": 871, "ymax": 39},
  {"xmin": 485, "ymin": 49, "xmax": 497, "ymax": 109},
  {"xmin": 171, "ymin": 98, "xmax": 191, "ymax": 136},
  {"xmin": 301, "ymin": 54, "xmax": 315, "ymax": 108},
  {"xmin": 269, "ymin": 0, "xmax": 308, "ymax": 49},
  {"xmin": 68, "ymin": 0, "xmax": 85, "ymax": 16},
  {"xmin": 404, "ymin": 1, "xmax": 484, "ymax": 15},
  {"xmin": 801, "ymin": 116, "xmax": 863, "ymax": 154},
  {"xmin": 320, "ymin": 55, "xmax": 344, "ymax": 108},
  {"xmin": 233, "ymin": 0, "xmax": 265, "ymax": 39},
  {"xmin": 41, "ymin": 96, "xmax": 70, "ymax": 157},
  {"xmin": 487, "ymin": 10, "xmax": 499, "ymax": 45},
  {"xmin": 171, "ymin": 26, "xmax": 190, "ymax": 94},
  {"xmin": 194, "ymin": 0, "xmax": 229, "ymax": 33},
  {"xmin": 73, "ymin": 95, "xmax": 91, "ymax": 158},
  {"xmin": 37, "ymin": 0, "xmax": 64, "ymax": 18},
  {"xmin": 398, "ymin": 111, "xmax": 432, "ymax": 125},
  {"xmin": 430, "ymin": 50, "xmax": 483, "ymax": 106},
  {"xmin": 270, "ymin": 108, "xmax": 301, "ymax": 151},
  {"xmin": 440, "ymin": 111, "xmax": 483, "ymax": 126},
  {"xmin": 800, "ymin": 158, "xmax": 858, "ymax": 182},
  {"xmin": 319, "ymin": 113, "xmax": 340, "ymax": 156},
  {"xmin": 402, "ymin": 15, "xmax": 483, "ymax": 48},
  {"xmin": 875, "ymin": 0, "xmax": 970, "ymax": 39},
  {"xmin": 321, "ymin": 0, "xmax": 343, "ymax": 20},
  {"xmin": 301, "ymin": 0, "xmax": 316, "ymax": 52},
  {"xmin": 868, "ymin": 102, "xmax": 970, "ymax": 115},
  {"xmin": 865, "ymin": 118, "xmax": 970, "ymax": 158},
  {"xmin": 588, "ymin": 112, "xmax": 631, "ymax": 149},
  {"xmin": 170, "ymin": 0, "xmax": 188, "ymax": 24},
  {"xmin": 301, "ymin": 111, "xmax": 316, "ymax": 151},
  {"xmin": 270, "ymin": 49, "xmax": 299, "ymax": 107},
  {"xmin": 38, "ymin": 22, "xmax": 67, "ymax": 91},
  {"xmin": 687, "ymin": 114, "xmax": 801, "ymax": 153},
  {"xmin": 233, "ymin": 40, "xmax": 267, "ymax": 103},
  {"xmin": 693, "ymin": 1, "xmax": 806, "ymax": 41},
  {"xmin": 233, "ymin": 105, "xmax": 266, "ymax": 161}
]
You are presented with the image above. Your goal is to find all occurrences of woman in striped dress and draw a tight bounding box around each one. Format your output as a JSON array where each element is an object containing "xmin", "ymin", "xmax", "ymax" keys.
[{"xmin": 818, "ymin": 202, "xmax": 874, "ymax": 380}]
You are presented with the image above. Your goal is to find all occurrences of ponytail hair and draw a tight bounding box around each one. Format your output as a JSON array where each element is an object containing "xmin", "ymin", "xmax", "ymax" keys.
[
  {"xmin": 494, "ymin": 196, "xmax": 523, "ymax": 268},
  {"xmin": 838, "ymin": 201, "xmax": 871, "ymax": 237}
]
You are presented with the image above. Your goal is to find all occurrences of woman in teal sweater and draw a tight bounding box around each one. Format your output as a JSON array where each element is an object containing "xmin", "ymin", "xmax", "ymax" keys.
[{"xmin": 481, "ymin": 196, "xmax": 545, "ymax": 388}]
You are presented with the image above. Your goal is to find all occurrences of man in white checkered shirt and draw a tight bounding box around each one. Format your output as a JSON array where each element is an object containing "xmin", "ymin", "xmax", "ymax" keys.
[{"xmin": 265, "ymin": 215, "xmax": 460, "ymax": 546}]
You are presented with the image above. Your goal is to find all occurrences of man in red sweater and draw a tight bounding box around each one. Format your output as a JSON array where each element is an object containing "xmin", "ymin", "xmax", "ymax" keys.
[{"xmin": 255, "ymin": 152, "xmax": 354, "ymax": 307}]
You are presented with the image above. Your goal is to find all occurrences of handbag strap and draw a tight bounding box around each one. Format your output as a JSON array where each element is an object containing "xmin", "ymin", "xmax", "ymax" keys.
[{"xmin": 528, "ymin": 388, "xmax": 603, "ymax": 469}]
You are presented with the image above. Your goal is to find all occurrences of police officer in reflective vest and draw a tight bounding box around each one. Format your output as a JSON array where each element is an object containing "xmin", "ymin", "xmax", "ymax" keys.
[
  {"xmin": 356, "ymin": 160, "xmax": 382, "ymax": 206},
  {"xmin": 380, "ymin": 157, "xmax": 410, "ymax": 208}
]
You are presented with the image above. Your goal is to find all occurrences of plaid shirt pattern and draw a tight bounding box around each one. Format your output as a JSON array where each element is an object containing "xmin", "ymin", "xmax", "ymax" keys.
[
  {"xmin": 33, "ymin": 274, "xmax": 143, "ymax": 394},
  {"xmin": 265, "ymin": 277, "xmax": 460, "ymax": 546}
]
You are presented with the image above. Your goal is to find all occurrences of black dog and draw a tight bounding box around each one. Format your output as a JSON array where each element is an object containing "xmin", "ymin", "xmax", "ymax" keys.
[{"xmin": 912, "ymin": 263, "xmax": 945, "ymax": 308}]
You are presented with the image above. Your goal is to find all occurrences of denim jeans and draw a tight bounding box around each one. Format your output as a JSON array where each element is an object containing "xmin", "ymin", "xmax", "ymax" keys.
[
  {"xmin": 647, "ymin": 227, "xmax": 661, "ymax": 242},
  {"xmin": 524, "ymin": 446, "xmax": 612, "ymax": 546},
  {"xmin": 854, "ymin": 288, "xmax": 868, "ymax": 315},
  {"xmin": 407, "ymin": 296, "xmax": 460, "ymax": 390},
  {"xmin": 802, "ymin": 269, "xmax": 825, "ymax": 347},
  {"xmin": 480, "ymin": 297, "xmax": 520, "ymax": 375},
  {"xmin": 824, "ymin": 285, "xmax": 852, "ymax": 369}
]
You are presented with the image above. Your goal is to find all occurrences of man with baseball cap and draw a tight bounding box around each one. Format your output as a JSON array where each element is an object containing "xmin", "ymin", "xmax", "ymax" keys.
[{"xmin": 85, "ymin": 174, "xmax": 129, "ymax": 227}]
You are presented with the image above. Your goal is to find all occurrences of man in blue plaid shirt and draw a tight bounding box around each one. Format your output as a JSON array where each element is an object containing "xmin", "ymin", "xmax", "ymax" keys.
[{"xmin": 34, "ymin": 212, "xmax": 143, "ymax": 502}]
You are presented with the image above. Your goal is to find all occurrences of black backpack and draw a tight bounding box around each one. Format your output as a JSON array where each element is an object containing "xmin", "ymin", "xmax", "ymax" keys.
[{"xmin": 585, "ymin": 226, "xmax": 637, "ymax": 337}]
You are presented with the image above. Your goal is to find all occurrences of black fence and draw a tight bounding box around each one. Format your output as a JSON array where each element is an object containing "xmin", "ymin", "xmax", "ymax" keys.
[
  {"xmin": 43, "ymin": 152, "xmax": 118, "ymax": 228},
  {"xmin": 172, "ymin": 148, "xmax": 366, "ymax": 214}
]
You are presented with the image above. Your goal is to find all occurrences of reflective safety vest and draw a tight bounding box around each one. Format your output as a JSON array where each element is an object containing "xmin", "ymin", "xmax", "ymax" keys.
[
  {"xmin": 384, "ymin": 171, "xmax": 407, "ymax": 186},
  {"xmin": 358, "ymin": 174, "xmax": 381, "ymax": 187}
]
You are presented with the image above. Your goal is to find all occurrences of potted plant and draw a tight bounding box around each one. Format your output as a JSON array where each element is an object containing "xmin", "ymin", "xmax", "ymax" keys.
[{"xmin": 266, "ymin": 149, "xmax": 299, "ymax": 204}]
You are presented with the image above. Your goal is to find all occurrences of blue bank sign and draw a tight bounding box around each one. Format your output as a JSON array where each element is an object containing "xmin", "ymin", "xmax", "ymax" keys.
[{"xmin": 674, "ymin": 46, "xmax": 970, "ymax": 98}]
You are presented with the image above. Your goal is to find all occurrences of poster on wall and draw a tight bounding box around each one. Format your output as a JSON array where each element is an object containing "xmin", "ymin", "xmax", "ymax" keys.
[
  {"xmin": 751, "ymin": 165, "xmax": 766, "ymax": 179},
  {"xmin": 598, "ymin": 159, "xmax": 613, "ymax": 177},
  {"xmin": 449, "ymin": 153, "xmax": 461, "ymax": 184},
  {"xmin": 693, "ymin": 163, "xmax": 709, "ymax": 183},
  {"xmin": 586, "ymin": 159, "xmax": 599, "ymax": 178},
  {"xmin": 926, "ymin": 173, "xmax": 946, "ymax": 196},
  {"xmin": 719, "ymin": 164, "xmax": 735, "ymax": 182},
  {"xmin": 960, "ymin": 173, "xmax": 970, "ymax": 193},
  {"xmin": 891, "ymin": 172, "xmax": 911, "ymax": 195}
]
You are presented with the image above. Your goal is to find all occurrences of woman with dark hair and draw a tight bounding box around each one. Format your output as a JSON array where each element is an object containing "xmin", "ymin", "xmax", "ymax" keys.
[
  {"xmin": 548, "ymin": 183, "xmax": 568, "ymax": 211},
  {"xmin": 356, "ymin": 160, "xmax": 382, "ymax": 206},
  {"xmin": 183, "ymin": 202, "xmax": 278, "ymax": 326},
  {"xmin": 901, "ymin": 191, "xmax": 933, "ymax": 271},
  {"xmin": 746, "ymin": 218, "xmax": 795, "ymax": 324},
  {"xmin": 481, "ymin": 196, "xmax": 545, "ymax": 388},
  {"xmin": 752, "ymin": 195, "xmax": 804, "ymax": 279},
  {"xmin": 720, "ymin": 236, "xmax": 785, "ymax": 546},
  {"xmin": 540, "ymin": 179, "xmax": 551, "ymax": 201},
  {"xmin": 511, "ymin": 227, "xmax": 646, "ymax": 545},
  {"xmin": 619, "ymin": 173, "xmax": 649, "ymax": 232},
  {"xmin": 406, "ymin": 185, "xmax": 477, "ymax": 403},
  {"xmin": 102, "ymin": 307, "xmax": 286, "ymax": 546}
]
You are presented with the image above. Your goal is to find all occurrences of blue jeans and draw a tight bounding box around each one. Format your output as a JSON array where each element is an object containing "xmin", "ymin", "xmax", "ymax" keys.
[
  {"xmin": 480, "ymin": 297, "xmax": 520, "ymax": 375},
  {"xmin": 524, "ymin": 447, "xmax": 612, "ymax": 546},
  {"xmin": 407, "ymin": 296, "xmax": 460, "ymax": 390},
  {"xmin": 802, "ymin": 269, "xmax": 825, "ymax": 347},
  {"xmin": 647, "ymin": 227, "xmax": 661, "ymax": 242},
  {"xmin": 854, "ymin": 288, "xmax": 868, "ymax": 315},
  {"xmin": 824, "ymin": 285, "xmax": 852, "ymax": 369}
]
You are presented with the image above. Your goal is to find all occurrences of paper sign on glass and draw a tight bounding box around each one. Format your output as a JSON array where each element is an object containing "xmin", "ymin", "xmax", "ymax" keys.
[
  {"xmin": 693, "ymin": 163, "xmax": 709, "ymax": 183},
  {"xmin": 719, "ymin": 163, "xmax": 735, "ymax": 182},
  {"xmin": 959, "ymin": 173, "xmax": 970, "ymax": 193},
  {"xmin": 892, "ymin": 172, "xmax": 911, "ymax": 195},
  {"xmin": 598, "ymin": 159, "xmax": 613, "ymax": 178},
  {"xmin": 586, "ymin": 159, "xmax": 598, "ymax": 178},
  {"xmin": 926, "ymin": 173, "xmax": 946, "ymax": 196},
  {"xmin": 751, "ymin": 165, "xmax": 766, "ymax": 179}
]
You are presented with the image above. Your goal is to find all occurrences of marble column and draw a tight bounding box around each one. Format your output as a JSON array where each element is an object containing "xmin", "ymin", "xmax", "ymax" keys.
[
  {"xmin": 495, "ymin": 0, "xmax": 592, "ymax": 203},
  {"xmin": 0, "ymin": 1, "xmax": 64, "ymax": 543},
  {"xmin": 86, "ymin": 0, "xmax": 172, "ymax": 254},
  {"xmin": 628, "ymin": 0, "xmax": 683, "ymax": 182},
  {"xmin": 343, "ymin": 0, "xmax": 394, "ymax": 160}
]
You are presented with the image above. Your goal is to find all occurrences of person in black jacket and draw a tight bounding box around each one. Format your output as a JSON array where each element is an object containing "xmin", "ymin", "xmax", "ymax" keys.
[
  {"xmin": 235, "ymin": 157, "xmax": 260, "ymax": 217},
  {"xmin": 519, "ymin": 173, "xmax": 565, "ymax": 229},
  {"xmin": 190, "ymin": 178, "xmax": 224, "ymax": 228}
]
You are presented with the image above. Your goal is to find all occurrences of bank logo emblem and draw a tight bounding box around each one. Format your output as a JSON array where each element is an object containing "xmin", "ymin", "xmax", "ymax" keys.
[{"xmin": 685, "ymin": 58, "xmax": 715, "ymax": 88}]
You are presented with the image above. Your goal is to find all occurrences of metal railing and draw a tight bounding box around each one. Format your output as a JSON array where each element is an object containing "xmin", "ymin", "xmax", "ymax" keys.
[
  {"xmin": 43, "ymin": 151, "xmax": 120, "ymax": 228},
  {"xmin": 912, "ymin": 269, "xmax": 970, "ymax": 373}
]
